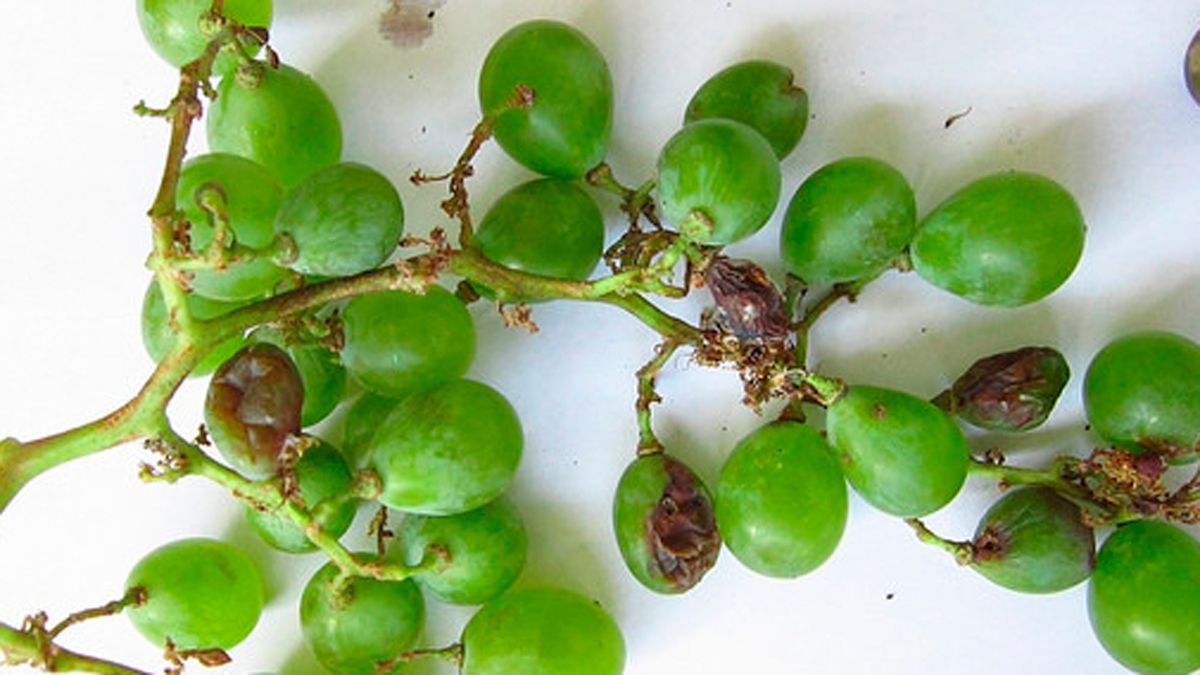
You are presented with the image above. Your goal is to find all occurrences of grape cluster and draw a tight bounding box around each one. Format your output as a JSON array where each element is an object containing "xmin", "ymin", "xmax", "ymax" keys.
[{"xmin": 2, "ymin": 2, "xmax": 1198, "ymax": 675}]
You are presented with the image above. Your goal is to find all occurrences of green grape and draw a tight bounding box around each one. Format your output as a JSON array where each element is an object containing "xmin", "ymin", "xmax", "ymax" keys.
[
  {"xmin": 460, "ymin": 587, "xmax": 625, "ymax": 675},
  {"xmin": 341, "ymin": 286, "xmax": 475, "ymax": 398},
  {"xmin": 911, "ymin": 171, "xmax": 1085, "ymax": 306},
  {"xmin": 369, "ymin": 379, "xmax": 522, "ymax": 515},
  {"xmin": 341, "ymin": 391, "xmax": 402, "ymax": 468},
  {"xmin": 656, "ymin": 118, "xmax": 781, "ymax": 245},
  {"xmin": 204, "ymin": 343, "xmax": 304, "ymax": 478},
  {"xmin": 393, "ymin": 496, "xmax": 527, "ymax": 605},
  {"xmin": 611, "ymin": 453, "xmax": 719, "ymax": 594},
  {"xmin": 1084, "ymin": 331, "xmax": 1200, "ymax": 460},
  {"xmin": 139, "ymin": 281, "xmax": 249, "ymax": 376},
  {"xmin": 968, "ymin": 487, "xmax": 1094, "ymax": 594},
  {"xmin": 136, "ymin": 0, "xmax": 271, "ymax": 74},
  {"xmin": 779, "ymin": 157, "xmax": 916, "ymax": 283},
  {"xmin": 125, "ymin": 538, "xmax": 263, "ymax": 651},
  {"xmin": 207, "ymin": 63, "xmax": 342, "ymax": 187},
  {"xmin": 176, "ymin": 153, "xmax": 288, "ymax": 301},
  {"xmin": 1088, "ymin": 521, "xmax": 1200, "ymax": 674},
  {"xmin": 300, "ymin": 558, "xmax": 424, "ymax": 674},
  {"xmin": 715, "ymin": 422, "xmax": 847, "ymax": 578},
  {"xmin": 474, "ymin": 178, "xmax": 604, "ymax": 295},
  {"xmin": 244, "ymin": 438, "xmax": 356, "ymax": 553},
  {"xmin": 826, "ymin": 385, "xmax": 968, "ymax": 517},
  {"xmin": 274, "ymin": 162, "xmax": 404, "ymax": 277},
  {"xmin": 478, "ymin": 20, "xmax": 613, "ymax": 178},
  {"xmin": 250, "ymin": 326, "xmax": 347, "ymax": 427},
  {"xmin": 684, "ymin": 60, "xmax": 808, "ymax": 159}
]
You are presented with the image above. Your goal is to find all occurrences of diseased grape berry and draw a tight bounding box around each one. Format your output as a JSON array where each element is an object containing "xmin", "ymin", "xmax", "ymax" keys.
[
  {"xmin": 125, "ymin": 538, "xmax": 264, "ymax": 651},
  {"xmin": 250, "ymin": 325, "xmax": 346, "ymax": 427},
  {"xmin": 460, "ymin": 587, "xmax": 625, "ymax": 675},
  {"xmin": 612, "ymin": 453, "xmax": 720, "ymax": 594},
  {"xmin": 704, "ymin": 256, "xmax": 791, "ymax": 341},
  {"xmin": 715, "ymin": 422, "xmax": 847, "ymax": 578},
  {"xmin": 369, "ymin": 379, "xmax": 522, "ymax": 515},
  {"xmin": 207, "ymin": 63, "xmax": 342, "ymax": 187},
  {"xmin": 300, "ymin": 557, "xmax": 424, "ymax": 674},
  {"xmin": 479, "ymin": 20, "xmax": 613, "ymax": 178},
  {"xmin": 273, "ymin": 162, "xmax": 405, "ymax": 277},
  {"xmin": 934, "ymin": 346, "xmax": 1069, "ymax": 432},
  {"xmin": 244, "ymin": 438, "xmax": 356, "ymax": 553},
  {"xmin": 1088, "ymin": 520, "xmax": 1200, "ymax": 674},
  {"xmin": 1084, "ymin": 330, "xmax": 1200, "ymax": 462},
  {"xmin": 340, "ymin": 286, "xmax": 475, "ymax": 398},
  {"xmin": 394, "ymin": 496, "xmax": 528, "ymax": 605},
  {"xmin": 684, "ymin": 59, "xmax": 808, "ymax": 160},
  {"xmin": 968, "ymin": 487, "xmax": 1094, "ymax": 594},
  {"xmin": 826, "ymin": 385, "xmax": 969, "ymax": 517},
  {"xmin": 204, "ymin": 343, "xmax": 304, "ymax": 479},
  {"xmin": 911, "ymin": 171, "xmax": 1085, "ymax": 306},
  {"xmin": 779, "ymin": 156, "xmax": 916, "ymax": 284}
]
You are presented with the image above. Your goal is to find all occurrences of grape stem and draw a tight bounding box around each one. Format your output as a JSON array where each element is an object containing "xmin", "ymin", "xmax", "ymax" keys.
[
  {"xmin": 635, "ymin": 340, "xmax": 685, "ymax": 456},
  {"xmin": 793, "ymin": 273, "xmax": 880, "ymax": 368},
  {"xmin": 904, "ymin": 518, "xmax": 975, "ymax": 566},
  {"xmin": 585, "ymin": 162, "xmax": 660, "ymax": 229},
  {"xmin": 375, "ymin": 642, "xmax": 465, "ymax": 673},
  {"xmin": 0, "ymin": 589, "xmax": 150, "ymax": 674}
]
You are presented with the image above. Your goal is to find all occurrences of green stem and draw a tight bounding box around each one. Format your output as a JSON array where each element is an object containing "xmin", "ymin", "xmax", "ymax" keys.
[
  {"xmin": 0, "ymin": 622, "xmax": 149, "ymax": 674},
  {"xmin": 376, "ymin": 642, "xmax": 464, "ymax": 673},
  {"xmin": 967, "ymin": 456, "xmax": 1115, "ymax": 521},
  {"xmin": 905, "ymin": 518, "xmax": 974, "ymax": 566},
  {"xmin": 793, "ymin": 274, "xmax": 878, "ymax": 367},
  {"xmin": 634, "ymin": 340, "xmax": 684, "ymax": 455}
]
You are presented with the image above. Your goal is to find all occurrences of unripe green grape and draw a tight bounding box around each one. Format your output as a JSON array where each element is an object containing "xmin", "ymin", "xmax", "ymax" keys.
[
  {"xmin": 611, "ymin": 453, "xmax": 720, "ymax": 594},
  {"xmin": 125, "ymin": 538, "xmax": 264, "ymax": 651},
  {"xmin": 394, "ymin": 496, "xmax": 527, "ymax": 605},
  {"xmin": 479, "ymin": 20, "xmax": 613, "ymax": 178},
  {"xmin": 826, "ymin": 385, "xmax": 968, "ymax": 517},
  {"xmin": 911, "ymin": 171, "xmax": 1085, "ymax": 306},
  {"xmin": 460, "ymin": 587, "xmax": 625, "ymax": 675},
  {"xmin": 176, "ymin": 153, "xmax": 288, "ymax": 302},
  {"xmin": 136, "ymin": 0, "xmax": 271, "ymax": 75},
  {"xmin": 656, "ymin": 118, "xmax": 781, "ymax": 245},
  {"xmin": 1088, "ymin": 521, "xmax": 1200, "ymax": 674},
  {"xmin": 250, "ymin": 326, "xmax": 346, "ymax": 427},
  {"xmin": 274, "ymin": 162, "xmax": 404, "ymax": 277},
  {"xmin": 779, "ymin": 157, "xmax": 915, "ymax": 283},
  {"xmin": 969, "ymin": 487, "xmax": 1094, "ymax": 594},
  {"xmin": 244, "ymin": 438, "xmax": 355, "ymax": 553},
  {"xmin": 341, "ymin": 286, "xmax": 475, "ymax": 398},
  {"xmin": 369, "ymin": 379, "xmax": 522, "ymax": 515},
  {"xmin": 207, "ymin": 63, "xmax": 342, "ymax": 187},
  {"xmin": 341, "ymin": 391, "xmax": 402, "ymax": 468},
  {"xmin": 1084, "ymin": 331, "xmax": 1200, "ymax": 460},
  {"xmin": 474, "ymin": 178, "xmax": 604, "ymax": 294},
  {"xmin": 139, "ymin": 281, "xmax": 249, "ymax": 376},
  {"xmin": 300, "ymin": 558, "xmax": 424, "ymax": 674},
  {"xmin": 204, "ymin": 343, "xmax": 304, "ymax": 478},
  {"xmin": 716, "ymin": 422, "xmax": 847, "ymax": 578},
  {"xmin": 684, "ymin": 59, "xmax": 808, "ymax": 159}
]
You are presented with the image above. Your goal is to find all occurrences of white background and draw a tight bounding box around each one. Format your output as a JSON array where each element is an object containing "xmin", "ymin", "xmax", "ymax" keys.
[{"xmin": 2, "ymin": 1, "xmax": 1200, "ymax": 673}]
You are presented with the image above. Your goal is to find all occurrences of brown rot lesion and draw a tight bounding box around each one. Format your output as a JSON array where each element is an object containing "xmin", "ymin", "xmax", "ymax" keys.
[{"xmin": 645, "ymin": 457, "xmax": 721, "ymax": 592}]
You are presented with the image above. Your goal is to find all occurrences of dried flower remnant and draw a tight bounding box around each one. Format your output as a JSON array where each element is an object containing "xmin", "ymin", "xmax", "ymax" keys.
[
  {"xmin": 705, "ymin": 256, "xmax": 791, "ymax": 341},
  {"xmin": 934, "ymin": 346, "xmax": 1069, "ymax": 432},
  {"xmin": 646, "ymin": 457, "xmax": 721, "ymax": 591},
  {"xmin": 380, "ymin": 0, "xmax": 447, "ymax": 48}
]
